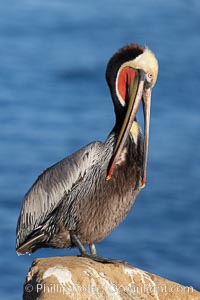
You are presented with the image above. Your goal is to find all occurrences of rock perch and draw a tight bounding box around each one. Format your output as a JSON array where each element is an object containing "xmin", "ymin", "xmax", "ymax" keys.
[{"xmin": 23, "ymin": 256, "xmax": 199, "ymax": 300}]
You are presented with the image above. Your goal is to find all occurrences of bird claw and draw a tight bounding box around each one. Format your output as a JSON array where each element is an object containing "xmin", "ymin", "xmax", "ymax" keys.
[{"xmin": 78, "ymin": 252, "xmax": 127, "ymax": 264}]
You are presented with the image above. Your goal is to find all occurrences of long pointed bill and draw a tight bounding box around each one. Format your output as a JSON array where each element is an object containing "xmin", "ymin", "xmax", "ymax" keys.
[
  {"xmin": 141, "ymin": 87, "xmax": 152, "ymax": 188},
  {"xmin": 106, "ymin": 69, "xmax": 146, "ymax": 181}
]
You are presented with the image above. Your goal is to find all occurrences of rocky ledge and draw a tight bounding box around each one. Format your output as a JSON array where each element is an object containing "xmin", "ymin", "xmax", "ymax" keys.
[{"xmin": 23, "ymin": 256, "xmax": 199, "ymax": 300}]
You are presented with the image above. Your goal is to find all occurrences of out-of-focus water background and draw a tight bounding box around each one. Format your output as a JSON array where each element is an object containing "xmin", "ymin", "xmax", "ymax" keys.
[{"xmin": 0, "ymin": 0, "xmax": 200, "ymax": 298}]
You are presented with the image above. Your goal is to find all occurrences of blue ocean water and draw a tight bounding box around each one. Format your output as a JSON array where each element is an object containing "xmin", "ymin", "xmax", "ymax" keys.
[{"xmin": 0, "ymin": 0, "xmax": 200, "ymax": 298}]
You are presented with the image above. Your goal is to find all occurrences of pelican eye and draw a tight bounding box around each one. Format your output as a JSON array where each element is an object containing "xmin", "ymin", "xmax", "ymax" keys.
[{"xmin": 144, "ymin": 72, "xmax": 153, "ymax": 89}]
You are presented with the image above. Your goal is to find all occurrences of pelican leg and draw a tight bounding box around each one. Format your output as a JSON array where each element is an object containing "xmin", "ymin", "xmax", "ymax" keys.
[
  {"xmin": 70, "ymin": 231, "xmax": 86, "ymax": 255},
  {"xmin": 89, "ymin": 244, "xmax": 97, "ymax": 255},
  {"xmin": 70, "ymin": 231, "xmax": 125, "ymax": 264}
]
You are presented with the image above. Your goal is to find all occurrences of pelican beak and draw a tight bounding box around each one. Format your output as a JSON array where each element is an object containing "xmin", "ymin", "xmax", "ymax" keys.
[
  {"xmin": 141, "ymin": 84, "xmax": 152, "ymax": 188},
  {"xmin": 107, "ymin": 69, "xmax": 152, "ymax": 188}
]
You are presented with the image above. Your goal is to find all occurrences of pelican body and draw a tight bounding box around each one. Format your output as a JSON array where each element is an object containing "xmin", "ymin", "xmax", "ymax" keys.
[{"xmin": 16, "ymin": 44, "xmax": 158, "ymax": 262}]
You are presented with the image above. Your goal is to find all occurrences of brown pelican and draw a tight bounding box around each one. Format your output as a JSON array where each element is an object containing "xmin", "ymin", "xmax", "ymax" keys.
[{"xmin": 16, "ymin": 44, "xmax": 158, "ymax": 263}]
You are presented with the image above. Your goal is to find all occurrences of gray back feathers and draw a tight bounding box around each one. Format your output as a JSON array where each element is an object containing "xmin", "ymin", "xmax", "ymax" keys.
[{"xmin": 16, "ymin": 141, "xmax": 103, "ymax": 248}]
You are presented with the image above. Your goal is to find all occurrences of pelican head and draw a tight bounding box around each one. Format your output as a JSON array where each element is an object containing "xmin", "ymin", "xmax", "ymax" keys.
[{"xmin": 106, "ymin": 44, "xmax": 158, "ymax": 187}]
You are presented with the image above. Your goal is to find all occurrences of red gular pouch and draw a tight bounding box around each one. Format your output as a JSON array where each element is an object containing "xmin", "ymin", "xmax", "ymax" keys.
[{"xmin": 117, "ymin": 67, "xmax": 137, "ymax": 105}]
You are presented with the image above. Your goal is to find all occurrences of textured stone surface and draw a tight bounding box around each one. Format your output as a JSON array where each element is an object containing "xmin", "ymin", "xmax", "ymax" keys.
[{"xmin": 23, "ymin": 256, "xmax": 199, "ymax": 300}]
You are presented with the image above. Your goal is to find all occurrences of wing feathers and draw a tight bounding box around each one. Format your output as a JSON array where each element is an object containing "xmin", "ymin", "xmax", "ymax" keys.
[{"xmin": 16, "ymin": 141, "xmax": 103, "ymax": 249}]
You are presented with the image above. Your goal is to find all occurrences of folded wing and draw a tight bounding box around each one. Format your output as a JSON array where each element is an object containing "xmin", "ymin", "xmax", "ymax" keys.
[{"xmin": 16, "ymin": 141, "xmax": 103, "ymax": 252}]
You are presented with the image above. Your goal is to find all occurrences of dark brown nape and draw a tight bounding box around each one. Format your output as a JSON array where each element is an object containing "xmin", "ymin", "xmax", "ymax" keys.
[{"xmin": 105, "ymin": 44, "xmax": 144, "ymax": 87}]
